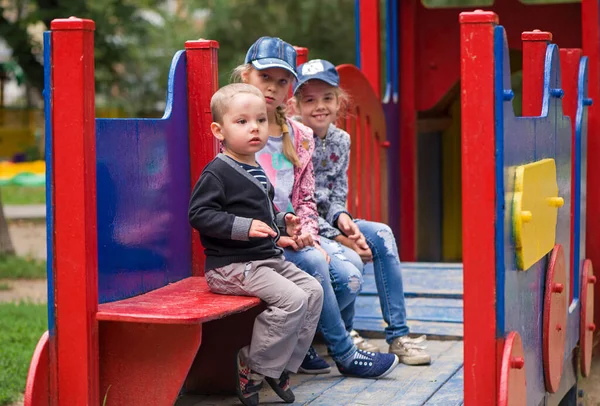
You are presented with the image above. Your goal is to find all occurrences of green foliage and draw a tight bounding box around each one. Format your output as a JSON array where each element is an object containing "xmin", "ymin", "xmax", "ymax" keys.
[
  {"xmin": 0, "ymin": 302, "xmax": 47, "ymax": 405},
  {"xmin": 0, "ymin": 255, "xmax": 46, "ymax": 279},
  {"xmin": 200, "ymin": 0, "xmax": 356, "ymax": 87}
]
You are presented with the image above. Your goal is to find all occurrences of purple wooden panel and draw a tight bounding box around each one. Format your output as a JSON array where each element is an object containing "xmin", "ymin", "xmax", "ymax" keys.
[
  {"xmin": 96, "ymin": 51, "xmax": 192, "ymax": 303},
  {"xmin": 494, "ymin": 27, "xmax": 583, "ymax": 404}
]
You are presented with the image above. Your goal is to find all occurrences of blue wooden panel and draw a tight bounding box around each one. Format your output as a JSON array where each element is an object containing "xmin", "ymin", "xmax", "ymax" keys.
[
  {"xmin": 353, "ymin": 316, "xmax": 463, "ymax": 338},
  {"xmin": 43, "ymin": 31, "xmax": 55, "ymax": 335},
  {"xmin": 493, "ymin": 25, "xmax": 587, "ymax": 404},
  {"xmin": 572, "ymin": 56, "xmax": 589, "ymax": 303},
  {"xmin": 361, "ymin": 265, "xmax": 463, "ymax": 299},
  {"xmin": 424, "ymin": 366, "xmax": 464, "ymax": 406},
  {"xmin": 96, "ymin": 51, "xmax": 192, "ymax": 303},
  {"xmin": 355, "ymin": 296, "xmax": 463, "ymax": 323}
]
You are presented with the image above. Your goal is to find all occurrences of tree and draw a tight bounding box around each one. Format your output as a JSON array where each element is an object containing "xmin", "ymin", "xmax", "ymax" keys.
[{"xmin": 198, "ymin": 0, "xmax": 356, "ymax": 86}]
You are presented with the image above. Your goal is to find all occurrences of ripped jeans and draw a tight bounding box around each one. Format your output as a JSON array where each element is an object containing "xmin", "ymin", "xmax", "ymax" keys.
[
  {"xmin": 283, "ymin": 238, "xmax": 363, "ymax": 363},
  {"xmin": 354, "ymin": 220, "xmax": 409, "ymax": 342}
]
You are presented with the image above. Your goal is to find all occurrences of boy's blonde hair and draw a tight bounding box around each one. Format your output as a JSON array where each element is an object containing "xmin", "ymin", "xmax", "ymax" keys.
[
  {"xmin": 231, "ymin": 63, "xmax": 301, "ymax": 168},
  {"xmin": 210, "ymin": 83, "xmax": 265, "ymax": 124}
]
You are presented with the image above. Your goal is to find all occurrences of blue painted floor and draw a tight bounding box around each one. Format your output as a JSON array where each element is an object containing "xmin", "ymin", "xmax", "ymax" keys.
[
  {"xmin": 178, "ymin": 339, "xmax": 464, "ymax": 405},
  {"xmin": 354, "ymin": 262, "xmax": 464, "ymax": 339}
]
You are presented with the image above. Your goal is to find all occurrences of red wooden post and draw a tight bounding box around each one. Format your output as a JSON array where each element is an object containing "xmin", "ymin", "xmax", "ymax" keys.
[
  {"xmin": 295, "ymin": 46, "xmax": 309, "ymax": 65},
  {"xmin": 459, "ymin": 10, "xmax": 499, "ymax": 405},
  {"xmin": 582, "ymin": 0, "xmax": 600, "ymax": 347},
  {"xmin": 560, "ymin": 48, "xmax": 583, "ymax": 303},
  {"xmin": 50, "ymin": 17, "xmax": 99, "ymax": 405},
  {"xmin": 399, "ymin": 0, "xmax": 417, "ymax": 260},
  {"xmin": 358, "ymin": 0, "xmax": 381, "ymax": 98},
  {"xmin": 185, "ymin": 39, "xmax": 220, "ymax": 277},
  {"xmin": 521, "ymin": 30, "xmax": 552, "ymax": 117}
]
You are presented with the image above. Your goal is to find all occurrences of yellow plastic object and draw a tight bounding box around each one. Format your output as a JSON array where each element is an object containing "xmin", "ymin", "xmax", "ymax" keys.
[{"xmin": 513, "ymin": 158, "xmax": 563, "ymax": 271}]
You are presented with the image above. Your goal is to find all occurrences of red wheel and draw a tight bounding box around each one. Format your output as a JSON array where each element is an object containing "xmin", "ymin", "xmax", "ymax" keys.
[
  {"xmin": 543, "ymin": 244, "xmax": 567, "ymax": 392},
  {"xmin": 580, "ymin": 259, "xmax": 595, "ymax": 377},
  {"xmin": 499, "ymin": 331, "xmax": 527, "ymax": 406}
]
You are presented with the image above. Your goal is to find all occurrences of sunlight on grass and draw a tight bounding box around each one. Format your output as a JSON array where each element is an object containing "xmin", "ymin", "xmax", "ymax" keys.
[
  {"xmin": 0, "ymin": 302, "xmax": 47, "ymax": 405},
  {"xmin": 0, "ymin": 255, "xmax": 46, "ymax": 279},
  {"xmin": 0, "ymin": 186, "xmax": 46, "ymax": 205}
]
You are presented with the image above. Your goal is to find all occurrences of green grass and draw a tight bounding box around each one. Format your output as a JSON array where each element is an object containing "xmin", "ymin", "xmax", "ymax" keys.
[
  {"xmin": 0, "ymin": 256, "xmax": 46, "ymax": 279},
  {"xmin": 0, "ymin": 302, "xmax": 47, "ymax": 405},
  {"xmin": 0, "ymin": 185, "xmax": 45, "ymax": 205}
]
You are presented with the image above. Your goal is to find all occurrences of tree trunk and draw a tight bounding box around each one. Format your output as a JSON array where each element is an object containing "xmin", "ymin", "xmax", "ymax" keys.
[{"xmin": 0, "ymin": 191, "xmax": 16, "ymax": 255}]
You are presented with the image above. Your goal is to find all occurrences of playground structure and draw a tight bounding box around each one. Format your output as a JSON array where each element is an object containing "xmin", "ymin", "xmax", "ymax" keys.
[{"xmin": 23, "ymin": 3, "xmax": 599, "ymax": 406}]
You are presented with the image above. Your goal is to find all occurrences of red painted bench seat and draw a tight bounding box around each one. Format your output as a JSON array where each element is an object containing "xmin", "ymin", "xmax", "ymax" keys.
[{"xmin": 96, "ymin": 276, "xmax": 262, "ymax": 324}]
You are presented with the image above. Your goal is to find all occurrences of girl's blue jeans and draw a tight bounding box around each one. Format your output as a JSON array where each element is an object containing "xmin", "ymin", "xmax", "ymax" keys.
[
  {"xmin": 283, "ymin": 238, "xmax": 362, "ymax": 364},
  {"xmin": 283, "ymin": 219, "xmax": 409, "ymax": 361}
]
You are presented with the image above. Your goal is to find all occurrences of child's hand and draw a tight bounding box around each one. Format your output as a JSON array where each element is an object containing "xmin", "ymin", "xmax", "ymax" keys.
[
  {"xmin": 278, "ymin": 236, "xmax": 299, "ymax": 250},
  {"xmin": 295, "ymin": 233, "xmax": 314, "ymax": 249},
  {"xmin": 249, "ymin": 220, "xmax": 277, "ymax": 238},
  {"xmin": 336, "ymin": 213, "xmax": 361, "ymax": 240},
  {"xmin": 353, "ymin": 235, "xmax": 373, "ymax": 263},
  {"xmin": 314, "ymin": 243, "xmax": 331, "ymax": 264},
  {"xmin": 284, "ymin": 213, "xmax": 302, "ymax": 237}
]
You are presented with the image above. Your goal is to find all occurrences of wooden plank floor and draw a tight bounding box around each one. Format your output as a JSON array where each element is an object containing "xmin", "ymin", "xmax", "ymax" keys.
[
  {"xmin": 355, "ymin": 263, "xmax": 464, "ymax": 339},
  {"xmin": 177, "ymin": 339, "xmax": 464, "ymax": 406}
]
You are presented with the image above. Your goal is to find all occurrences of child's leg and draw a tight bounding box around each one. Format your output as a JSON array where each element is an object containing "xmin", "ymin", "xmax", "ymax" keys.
[
  {"xmin": 205, "ymin": 258, "xmax": 316, "ymax": 379},
  {"xmin": 319, "ymin": 238, "xmax": 364, "ymax": 330},
  {"xmin": 273, "ymin": 258, "xmax": 324, "ymax": 373},
  {"xmin": 354, "ymin": 220, "xmax": 409, "ymax": 342}
]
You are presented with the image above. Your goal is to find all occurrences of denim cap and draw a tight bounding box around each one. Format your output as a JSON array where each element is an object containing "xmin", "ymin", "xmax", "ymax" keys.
[
  {"xmin": 245, "ymin": 37, "xmax": 298, "ymax": 78},
  {"xmin": 294, "ymin": 59, "xmax": 340, "ymax": 94}
]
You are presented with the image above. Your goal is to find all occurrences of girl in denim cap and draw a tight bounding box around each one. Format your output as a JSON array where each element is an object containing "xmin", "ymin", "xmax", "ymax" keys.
[
  {"xmin": 292, "ymin": 59, "xmax": 432, "ymax": 369},
  {"xmin": 233, "ymin": 37, "xmax": 399, "ymax": 380}
]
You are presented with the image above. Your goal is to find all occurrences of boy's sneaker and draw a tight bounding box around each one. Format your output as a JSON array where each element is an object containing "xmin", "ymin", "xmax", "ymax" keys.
[
  {"xmin": 298, "ymin": 346, "xmax": 331, "ymax": 374},
  {"xmin": 388, "ymin": 335, "xmax": 431, "ymax": 365},
  {"xmin": 235, "ymin": 351, "xmax": 263, "ymax": 406},
  {"xmin": 350, "ymin": 330, "xmax": 381, "ymax": 353},
  {"xmin": 265, "ymin": 371, "xmax": 295, "ymax": 403},
  {"xmin": 336, "ymin": 349, "xmax": 399, "ymax": 379}
]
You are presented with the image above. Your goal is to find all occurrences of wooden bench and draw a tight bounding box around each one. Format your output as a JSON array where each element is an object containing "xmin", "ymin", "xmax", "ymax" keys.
[{"xmin": 25, "ymin": 19, "xmax": 264, "ymax": 406}]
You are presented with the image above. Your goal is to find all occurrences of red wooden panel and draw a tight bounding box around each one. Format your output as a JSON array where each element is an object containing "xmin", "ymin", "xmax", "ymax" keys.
[
  {"xmin": 337, "ymin": 64, "xmax": 388, "ymax": 224},
  {"xmin": 358, "ymin": 0, "xmax": 381, "ymax": 98},
  {"xmin": 498, "ymin": 331, "xmax": 527, "ymax": 406},
  {"xmin": 582, "ymin": 0, "xmax": 600, "ymax": 349},
  {"xmin": 543, "ymin": 245, "xmax": 567, "ymax": 393},
  {"xmin": 521, "ymin": 30, "xmax": 552, "ymax": 117},
  {"xmin": 560, "ymin": 48, "xmax": 583, "ymax": 304},
  {"xmin": 414, "ymin": 0, "xmax": 581, "ymax": 112},
  {"xmin": 185, "ymin": 40, "xmax": 220, "ymax": 276},
  {"xmin": 97, "ymin": 277, "xmax": 261, "ymax": 324},
  {"xmin": 50, "ymin": 17, "xmax": 99, "ymax": 406},
  {"xmin": 581, "ymin": 259, "xmax": 596, "ymax": 377},
  {"xmin": 99, "ymin": 322, "xmax": 201, "ymax": 405},
  {"xmin": 399, "ymin": 0, "xmax": 417, "ymax": 260},
  {"xmin": 295, "ymin": 46, "xmax": 309, "ymax": 65},
  {"xmin": 24, "ymin": 331, "xmax": 49, "ymax": 406},
  {"xmin": 459, "ymin": 10, "xmax": 499, "ymax": 406}
]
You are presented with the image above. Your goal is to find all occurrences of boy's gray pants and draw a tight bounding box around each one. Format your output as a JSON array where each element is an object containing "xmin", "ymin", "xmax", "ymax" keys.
[{"xmin": 205, "ymin": 255, "xmax": 324, "ymax": 379}]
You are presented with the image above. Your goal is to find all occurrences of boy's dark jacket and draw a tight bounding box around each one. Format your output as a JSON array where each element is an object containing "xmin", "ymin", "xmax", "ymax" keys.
[{"xmin": 188, "ymin": 153, "xmax": 289, "ymax": 270}]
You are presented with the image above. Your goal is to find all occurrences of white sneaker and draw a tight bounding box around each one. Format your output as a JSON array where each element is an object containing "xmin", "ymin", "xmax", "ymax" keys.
[
  {"xmin": 350, "ymin": 330, "xmax": 380, "ymax": 353},
  {"xmin": 388, "ymin": 335, "xmax": 431, "ymax": 365}
]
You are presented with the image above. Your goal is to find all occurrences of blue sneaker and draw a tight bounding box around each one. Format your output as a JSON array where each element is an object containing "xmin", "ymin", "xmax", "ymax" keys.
[
  {"xmin": 336, "ymin": 350, "xmax": 399, "ymax": 379},
  {"xmin": 298, "ymin": 346, "xmax": 332, "ymax": 374}
]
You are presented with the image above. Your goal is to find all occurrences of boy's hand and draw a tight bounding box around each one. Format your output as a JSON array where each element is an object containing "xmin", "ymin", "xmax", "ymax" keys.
[
  {"xmin": 249, "ymin": 220, "xmax": 277, "ymax": 238},
  {"xmin": 284, "ymin": 213, "xmax": 302, "ymax": 237},
  {"xmin": 353, "ymin": 235, "xmax": 373, "ymax": 263},
  {"xmin": 336, "ymin": 213, "xmax": 360, "ymax": 240}
]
